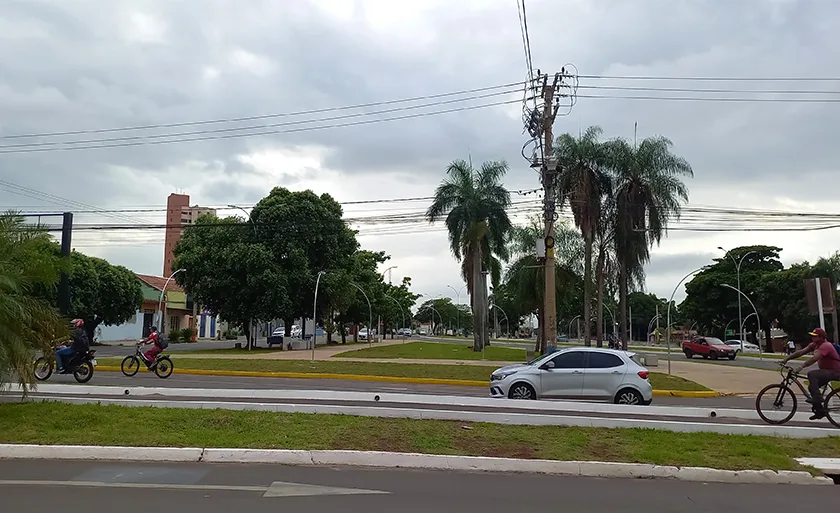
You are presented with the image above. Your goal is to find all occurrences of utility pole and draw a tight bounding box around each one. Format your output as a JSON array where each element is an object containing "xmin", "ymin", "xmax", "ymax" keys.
[
  {"xmin": 59, "ymin": 212, "xmax": 73, "ymax": 315},
  {"xmin": 542, "ymin": 73, "xmax": 560, "ymax": 349}
]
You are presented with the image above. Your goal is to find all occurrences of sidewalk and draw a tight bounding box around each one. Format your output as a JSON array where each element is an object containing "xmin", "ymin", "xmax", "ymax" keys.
[
  {"xmin": 664, "ymin": 361, "xmax": 775, "ymax": 395},
  {"xmin": 173, "ymin": 339, "xmax": 407, "ymax": 360}
]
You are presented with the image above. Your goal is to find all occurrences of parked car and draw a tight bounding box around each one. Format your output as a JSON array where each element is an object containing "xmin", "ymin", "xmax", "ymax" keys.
[
  {"xmin": 489, "ymin": 347, "xmax": 653, "ymax": 405},
  {"xmin": 682, "ymin": 336, "xmax": 737, "ymax": 360},
  {"xmin": 724, "ymin": 339, "xmax": 760, "ymax": 354},
  {"xmin": 398, "ymin": 328, "xmax": 412, "ymax": 336},
  {"xmin": 358, "ymin": 328, "xmax": 369, "ymax": 340}
]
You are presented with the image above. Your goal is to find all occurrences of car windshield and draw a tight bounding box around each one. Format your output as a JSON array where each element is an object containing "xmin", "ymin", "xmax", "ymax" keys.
[{"xmin": 705, "ymin": 337, "xmax": 724, "ymax": 345}]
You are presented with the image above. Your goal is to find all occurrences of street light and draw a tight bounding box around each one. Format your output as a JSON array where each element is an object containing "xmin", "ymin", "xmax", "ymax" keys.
[
  {"xmin": 349, "ymin": 282, "xmax": 373, "ymax": 348},
  {"xmin": 157, "ymin": 268, "xmax": 185, "ymax": 334},
  {"xmin": 722, "ymin": 283, "xmax": 762, "ymax": 360},
  {"xmin": 718, "ymin": 247, "xmax": 757, "ymax": 345},
  {"xmin": 381, "ymin": 265, "xmax": 397, "ymax": 284},
  {"xmin": 667, "ymin": 266, "xmax": 709, "ymax": 375},
  {"xmin": 568, "ymin": 315, "xmax": 581, "ymax": 342},
  {"xmin": 490, "ymin": 301, "xmax": 510, "ymax": 338},
  {"xmin": 230, "ymin": 204, "xmax": 259, "ymax": 349},
  {"xmin": 311, "ymin": 271, "xmax": 326, "ymax": 362},
  {"xmin": 647, "ymin": 314, "xmax": 661, "ymax": 341},
  {"xmin": 383, "ymin": 293, "xmax": 406, "ymax": 343},
  {"xmin": 447, "ymin": 284, "xmax": 467, "ymax": 337}
]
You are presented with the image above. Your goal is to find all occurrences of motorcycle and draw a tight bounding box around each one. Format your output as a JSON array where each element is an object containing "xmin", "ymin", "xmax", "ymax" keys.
[{"xmin": 34, "ymin": 345, "xmax": 97, "ymax": 383}]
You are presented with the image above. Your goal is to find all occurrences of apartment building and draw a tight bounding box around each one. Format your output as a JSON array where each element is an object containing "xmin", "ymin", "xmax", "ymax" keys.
[{"xmin": 162, "ymin": 193, "xmax": 216, "ymax": 275}]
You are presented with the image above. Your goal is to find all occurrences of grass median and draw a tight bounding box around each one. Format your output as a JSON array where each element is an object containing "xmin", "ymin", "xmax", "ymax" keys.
[
  {"xmin": 96, "ymin": 357, "xmax": 709, "ymax": 391},
  {"xmin": 334, "ymin": 341, "xmax": 529, "ymax": 361},
  {"xmin": 0, "ymin": 402, "xmax": 832, "ymax": 471}
]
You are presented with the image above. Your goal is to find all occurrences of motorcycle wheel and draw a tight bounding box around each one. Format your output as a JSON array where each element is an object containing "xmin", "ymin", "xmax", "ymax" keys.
[
  {"xmin": 73, "ymin": 361, "xmax": 94, "ymax": 383},
  {"xmin": 34, "ymin": 357, "xmax": 53, "ymax": 381},
  {"xmin": 121, "ymin": 355, "xmax": 140, "ymax": 377},
  {"xmin": 154, "ymin": 357, "xmax": 173, "ymax": 379}
]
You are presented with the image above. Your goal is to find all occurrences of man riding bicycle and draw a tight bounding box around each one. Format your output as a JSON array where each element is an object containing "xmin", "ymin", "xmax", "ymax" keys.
[
  {"xmin": 138, "ymin": 326, "xmax": 163, "ymax": 369},
  {"xmin": 782, "ymin": 327, "xmax": 840, "ymax": 420},
  {"xmin": 56, "ymin": 319, "xmax": 89, "ymax": 374}
]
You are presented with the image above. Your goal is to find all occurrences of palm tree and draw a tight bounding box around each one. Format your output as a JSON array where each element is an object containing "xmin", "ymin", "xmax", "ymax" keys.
[
  {"xmin": 426, "ymin": 159, "xmax": 513, "ymax": 351},
  {"xmin": 0, "ymin": 213, "xmax": 68, "ymax": 392},
  {"xmin": 555, "ymin": 126, "xmax": 611, "ymax": 347},
  {"xmin": 606, "ymin": 136, "xmax": 693, "ymax": 349}
]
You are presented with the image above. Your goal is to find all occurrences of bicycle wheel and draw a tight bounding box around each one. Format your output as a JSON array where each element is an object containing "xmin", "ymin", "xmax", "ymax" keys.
[
  {"xmin": 756, "ymin": 384, "xmax": 797, "ymax": 425},
  {"xmin": 824, "ymin": 388, "xmax": 840, "ymax": 429},
  {"xmin": 34, "ymin": 357, "xmax": 53, "ymax": 381},
  {"xmin": 154, "ymin": 356, "xmax": 173, "ymax": 379},
  {"xmin": 121, "ymin": 355, "xmax": 140, "ymax": 377}
]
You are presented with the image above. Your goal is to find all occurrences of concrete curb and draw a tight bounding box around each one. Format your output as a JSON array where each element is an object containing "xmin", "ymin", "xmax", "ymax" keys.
[
  {"xmin": 0, "ymin": 444, "xmax": 829, "ymax": 485},
  {"xmin": 94, "ymin": 366, "xmax": 726, "ymax": 397}
]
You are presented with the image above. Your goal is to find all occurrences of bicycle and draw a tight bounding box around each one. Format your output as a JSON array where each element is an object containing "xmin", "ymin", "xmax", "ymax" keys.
[
  {"xmin": 755, "ymin": 362, "xmax": 840, "ymax": 427},
  {"xmin": 120, "ymin": 343, "xmax": 173, "ymax": 379}
]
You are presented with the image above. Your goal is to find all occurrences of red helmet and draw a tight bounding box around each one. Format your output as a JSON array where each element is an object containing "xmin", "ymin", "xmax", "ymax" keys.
[{"xmin": 71, "ymin": 319, "xmax": 84, "ymax": 328}]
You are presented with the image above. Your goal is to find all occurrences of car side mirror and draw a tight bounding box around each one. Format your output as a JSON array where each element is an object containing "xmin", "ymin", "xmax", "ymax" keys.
[{"xmin": 541, "ymin": 360, "xmax": 555, "ymax": 370}]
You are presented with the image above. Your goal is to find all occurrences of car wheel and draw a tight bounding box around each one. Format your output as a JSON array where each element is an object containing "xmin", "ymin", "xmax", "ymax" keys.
[
  {"xmin": 615, "ymin": 388, "xmax": 644, "ymax": 405},
  {"xmin": 508, "ymin": 382, "xmax": 536, "ymax": 400},
  {"xmin": 709, "ymin": 351, "xmax": 718, "ymax": 360},
  {"xmin": 684, "ymin": 350, "xmax": 692, "ymax": 359},
  {"xmin": 728, "ymin": 354, "xmax": 736, "ymax": 360}
]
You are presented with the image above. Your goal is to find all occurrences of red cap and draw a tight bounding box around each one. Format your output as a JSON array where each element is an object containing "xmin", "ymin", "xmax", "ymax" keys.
[{"xmin": 809, "ymin": 327, "xmax": 827, "ymax": 338}]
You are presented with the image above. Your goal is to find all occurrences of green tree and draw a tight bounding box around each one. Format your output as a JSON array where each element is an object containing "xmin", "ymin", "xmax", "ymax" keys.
[
  {"xmin": 415, "ymin": 298, "xmax": 459, "ymax": 335},
  {"xmin": 0, "ymin": 213, "xmax": 68, "ymax": 391},
  {"xmin": 380, "ymin": 278, "xmax": 420, "ymax": 339},
  {"xmin": 250, "ymin": 187, "xmax": 359, "ymax": 336},
  {"xmin": 426, "ymin": 159, "xmax": 513, "ymax": 351},
  {"xmin": 174, "ymin": 215, "xmax": 290, "ymax": 346},
  {"xmin": 606, "ymin": 135, "xmax": 693, "ymax": 349},
  {"xmin": 556, "ymin": 126, "xmax": 611, "ymax": 346},
  {"xmin": 627, "ymin": 292, "xmax": 669, "ymax": 342}
]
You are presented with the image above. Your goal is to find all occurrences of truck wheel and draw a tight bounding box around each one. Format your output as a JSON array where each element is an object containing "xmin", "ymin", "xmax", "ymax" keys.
[{"xmin": 710, "ymin": 351, "xmax": 718, "ymax": 360}]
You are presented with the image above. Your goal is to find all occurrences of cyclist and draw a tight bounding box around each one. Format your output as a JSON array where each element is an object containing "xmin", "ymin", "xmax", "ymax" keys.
[
  {"xmin": 782, "ymin": 327, "xmax": 840, "ymax": 420},
  {"xmin": 57, "ymin": 319, "xmax": 89, "ymax": 374},
  {"xmin": 138, "ymin": 326, "xmax": 163, "ymax": 369}
]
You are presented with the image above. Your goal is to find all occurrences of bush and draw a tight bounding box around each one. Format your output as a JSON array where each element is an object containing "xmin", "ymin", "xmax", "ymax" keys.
[
  {"xmin": 180, "ymin": 327, "xmax": 194, "ymax": 342},
  {"xmin": 224, "ymin": 328, "xmax": 238, "ymax": 340},
  {"xmin": 168, "ymin": 330, "xmax": 181, "ymax": 343}
]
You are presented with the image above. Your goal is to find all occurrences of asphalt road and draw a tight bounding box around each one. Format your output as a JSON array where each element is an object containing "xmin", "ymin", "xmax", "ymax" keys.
[
  {"xmin": 1, "ymin": 460, "xmax": 834, "ymax": 513},
  {"xmin": 34, "ymin": 370, "xmax": 758, "ymax": 408}
]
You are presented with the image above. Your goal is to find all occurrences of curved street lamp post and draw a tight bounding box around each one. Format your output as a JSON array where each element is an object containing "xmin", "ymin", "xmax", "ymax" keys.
[
  {"xmin": 350, "ymin": 282, "xmax": 374, "ymax": 348},
  {"xmin": 722, "ymin": 283, "xmax": 763, "ymax": 360},
  {"xmin": 667, "ymin": 266, "xmax": 709, "ymax": 375},
  {"xmin": 157, "ymin": 268, "xmax": 186, "ymax": 334},
  {"xmin": 719, "ymin": 247, "xmax": 757, "ymax": 344},
  {"xmin": 383, "ymin": 293, "xmax": 407, "ymax": 343},
  {"xmin": 311, "ymin": 271, "xmax": 326, "ymax": 361}
]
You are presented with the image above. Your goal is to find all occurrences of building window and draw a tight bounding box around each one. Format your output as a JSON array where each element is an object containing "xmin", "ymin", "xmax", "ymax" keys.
[{"xmin": 169, "ymin": 316, "xmax": 181, "ymax": 332}]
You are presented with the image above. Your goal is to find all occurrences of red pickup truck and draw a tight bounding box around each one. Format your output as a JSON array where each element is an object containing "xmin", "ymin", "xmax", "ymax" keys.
[{"xmin": 682, "ymin": 336, "xmax": 737, "ymax": 360}]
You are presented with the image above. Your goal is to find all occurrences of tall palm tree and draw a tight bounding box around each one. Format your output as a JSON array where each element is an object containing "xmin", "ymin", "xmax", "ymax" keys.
[
  {"xmin": 426, "ymin": 159, "xmax": 512, "ymax": 351},
  {"xmin": 606, "ymin": 136, "xmax": 693, "ymax": 349},
  {"xmin": 0, "ymin": 213, "xmax": 68, "ymax": 392},
  {"xmin": 555, "ymin": 126, "xmax": 611, "ymax": 347}
]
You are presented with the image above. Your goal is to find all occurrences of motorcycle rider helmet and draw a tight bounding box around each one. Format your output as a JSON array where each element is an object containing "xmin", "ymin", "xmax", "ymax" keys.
[
  {"xmin": 150, "ymin": 326, "xmax": 158, "ymax": 332},
  {"xmin": 71, "ymin": 319, "xmax": 84, "ymax": 328}
]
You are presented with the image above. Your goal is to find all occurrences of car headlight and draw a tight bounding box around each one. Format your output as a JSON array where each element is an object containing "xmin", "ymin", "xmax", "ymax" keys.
[{"xmin": 490, "ymin": 371, "xmax": 518, "ymax": 381}]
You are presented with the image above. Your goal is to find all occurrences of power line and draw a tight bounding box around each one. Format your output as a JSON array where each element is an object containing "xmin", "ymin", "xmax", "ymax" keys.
[
  {"xmin": 0, "ymin": 98, "xmax": 522, "ymax": 155},
  {"xmin": 576, "ymin": 93, "xmax": 840, "ymax": 103},
  {"xmin": 0, "ymin": 87, "xmax": 523, "ymax": 151},
  {"xmin": 578, "ymin": 84, "xmax": 840, "ymax": 95},
  {"xmin": 0, "ymin": 80, "xmax": 526, "ymax": 140},
  {"xmin": 578, "ymin": 74, "xmax": 840, "ymax": 82}
]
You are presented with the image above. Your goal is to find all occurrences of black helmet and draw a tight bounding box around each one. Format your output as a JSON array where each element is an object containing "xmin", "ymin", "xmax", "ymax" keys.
[{"xmin": 150, "ymin": 326, "xmax": 158, "ymax": 332}]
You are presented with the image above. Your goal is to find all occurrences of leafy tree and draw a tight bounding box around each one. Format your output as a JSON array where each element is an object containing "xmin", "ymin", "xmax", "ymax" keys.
[
  {"xmin": 174, "ymin": 215, "xmax": 289, "ymax": 346},
  {"xmin": 426, "ymin": 159, "xmax": 513, "ymax": 350},
  {"xmin": 415, "ymin": 298, "xmax": 460, "ymax": 335},
  {"xmin": 556, "ymin": 126, "xmax": 611, "ymax": 346},
  {"xmin": 627, "ymin": 292, "xmax": 669, "ymax": 341},
  {"xmin": 250, "ymin": 187, "xmax": 359, "ymax": 336},
  {"xmin": 0, "ymin": 213, "xmax": 68, "ymax": 391},
  {"xmin": 606, "ymin": 135, "xmax": 693, "ymax": 349},
  {"xmin": 380, "ymin": 278, "xmax": 421, "ymax": 338}
]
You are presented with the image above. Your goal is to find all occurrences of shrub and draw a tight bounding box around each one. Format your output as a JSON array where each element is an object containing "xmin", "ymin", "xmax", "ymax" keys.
[
  {"xmin": 168, "ymin": 330, "xmax": 181, "ymax": 343},
  {"xmin": 180, "ymin": 327, "xmax": 195, "ymax": 342}
]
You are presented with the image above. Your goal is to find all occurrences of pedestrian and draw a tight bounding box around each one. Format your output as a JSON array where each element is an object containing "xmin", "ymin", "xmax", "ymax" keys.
[{"xmin": 786, "ymin": 339, "xmax": 796, "ymax": 355}]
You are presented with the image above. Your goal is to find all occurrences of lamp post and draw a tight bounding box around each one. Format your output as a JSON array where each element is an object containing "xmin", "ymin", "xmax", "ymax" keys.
[
  {"xmin": 491, "ymin": 301, "xmax": 510, "ymax": 338},
  {"xmin": 381, "ymin": 265, "xmax": 397, "ymax": 284},
  {"xmin": 718, "ymin": 247, "xmax": 757, "ymax": 345},
  {"xmin": 384, "ymin": 293, "xmax": 406, "ymax": 343},
  {"xmin": 350, "ymin": 282, "xmax": 373, "ymax": 348},
  {"xmin": 722, "ymin": 283, "xmax": 763, "ymax": 360},
  {"xmin": 568, "ymin": 315, "xmax": 581, "ymax": 343},
  {"xmin": 647, "ymin": 315, "xmax": 661, "ymax": 341},
  {"xmin": 447, "ymin": 284, "xmax": 466, "ymax": 337},
  {"xmin": 723, "ymin": 318, "xmax": 738, "ymax": 340},
  {"xmin": 311, "ymin": 271, "xmax": 326, "ymax": 362},
  {"xmin": 230, "ymin": 204, "xmax": 259, "ymax": 350},
  {"xmin": 667, "ymin": 266, "xmax": 709, "ymax": 375},
  {"xmin": 157, "ymin": 268, "xmax": 185, "ymax": 334}
]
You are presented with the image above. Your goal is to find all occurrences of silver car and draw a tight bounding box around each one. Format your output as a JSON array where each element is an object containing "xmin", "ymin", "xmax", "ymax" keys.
[{"xmin": 489, "ymin": 347, "xmax": 653, "ymax": 405}]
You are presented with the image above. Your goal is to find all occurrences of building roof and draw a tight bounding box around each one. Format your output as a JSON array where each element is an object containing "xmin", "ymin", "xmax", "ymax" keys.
[{"xmin": 136, "ymin": 273, "xmax": 185, "ymax": 293}]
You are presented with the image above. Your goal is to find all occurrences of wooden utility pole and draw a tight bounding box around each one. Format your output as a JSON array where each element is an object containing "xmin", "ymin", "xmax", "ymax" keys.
[{"xmin": 542, "ymin": 74, "xmax": 560, "ymax": 348}]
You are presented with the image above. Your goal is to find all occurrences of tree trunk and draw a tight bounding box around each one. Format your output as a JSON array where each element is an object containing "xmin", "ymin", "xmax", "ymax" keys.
[
  {"xmin": 536, "ymin": 308, "xmax": 545, "ymax": 354},
  {"xmin": 472, "ymin": 247, "xmax": 484, "ymax": 351},
  {"xmin": 340, "ymin": 321, "xmax": 347, "ymax": 344},
  {"xmin": 84, "ymin": 318, "xmax": 102, "ymax": 346},
  {"xmin": 595, "ymin": 246, "xmax": 606, "ymax": 348},
  {"xmin": 582, "ymin": 232, "xmax": 594, "ymax": 347},
  {"xmin": 284, "ymin": 320, "xmax": 292, "ymax": 337},
  {"xmin": 618, "ymin": 257, "xmax": 629, "ymax": 351}
]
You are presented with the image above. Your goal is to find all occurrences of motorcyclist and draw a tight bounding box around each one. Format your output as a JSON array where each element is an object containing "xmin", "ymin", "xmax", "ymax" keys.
[
  {"xmin": 138, "ymin": 326, "xmax": 163, "ymax": 368},
  {"xmin": 56, "ymin": 319, "xmax": 90, "ymax": 374}
]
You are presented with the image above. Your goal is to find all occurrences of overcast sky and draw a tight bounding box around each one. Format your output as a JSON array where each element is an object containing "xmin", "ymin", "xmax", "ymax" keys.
[{"xmin": 1, "ymin": 0, "xmax": 838, "ymax": 311}]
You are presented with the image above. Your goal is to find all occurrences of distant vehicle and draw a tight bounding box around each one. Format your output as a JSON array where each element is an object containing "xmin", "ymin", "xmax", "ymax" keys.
[
  {"xmin": 724, "ymin": 339, "xmax": 760, "ymax": 354},
  {"xmin": 290, "ymin": 325, "xmax": 302, "ymax": 338},
  {"xmin": 358, "ymin": 328, "xmax": 370, "ymax": 341},
  {"xmin": 398, "ymin": 328, "xmax": 412, "ymax": 336},
  {"xmin": 683, "ymin": 336, "xmax": 737, "ymax": 360},
  {"xmin": 418, "ymin": 328, "xmax": 428, "ymax": 336},
  {"xmin": 271, "ymin": 328, "xmax": 284, "ymax": 337},
  {"xmin": 489, "ymin": 347, "xmax": 652, "ymax": 405}
]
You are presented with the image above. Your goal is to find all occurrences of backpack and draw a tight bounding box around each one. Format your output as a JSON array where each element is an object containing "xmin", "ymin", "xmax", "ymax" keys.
[
  {"xmin": 157, "ymin": 333, "xmax": 169, "ymax": 350},
  {"xmin": 832, "ymin": 342, "xmax": 840, "ymax": 360}
]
